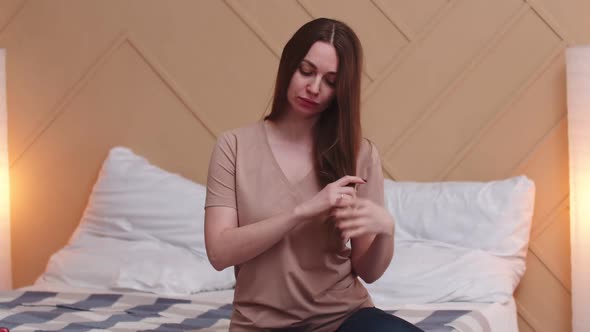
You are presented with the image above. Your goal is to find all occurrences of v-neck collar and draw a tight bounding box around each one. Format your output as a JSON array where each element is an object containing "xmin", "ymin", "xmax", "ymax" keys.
[{"xmin": 260, "ymin": 120, "xmax": 315, "ymax": 194}]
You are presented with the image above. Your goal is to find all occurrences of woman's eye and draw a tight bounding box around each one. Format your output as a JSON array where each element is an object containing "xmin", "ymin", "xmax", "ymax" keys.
[
  {"xmin": 299, "ymin": 64, "xmax": 314, "ymax": 76},
  {"xmin": 325, "ymin": 79, "xmax": 336, "ymax": 87}
]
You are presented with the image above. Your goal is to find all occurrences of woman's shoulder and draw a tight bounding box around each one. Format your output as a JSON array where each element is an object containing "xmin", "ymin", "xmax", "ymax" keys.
[
  {"xmin": 359, "ymin": 138, "xmax": 380, "ymax": 158},
  {"xmin": 215, "ymin": 121, "xmax": 264, "ymax": 145},
  {"xmin": 357, "ymin": 138, "xmax": 381, "ymax": 167}
]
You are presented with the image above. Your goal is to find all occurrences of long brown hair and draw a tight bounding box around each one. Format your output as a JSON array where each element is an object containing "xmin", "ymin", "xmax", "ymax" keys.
[{"xmin": 265, "ymin": 18, "xmax": 363, "ymax": 187}]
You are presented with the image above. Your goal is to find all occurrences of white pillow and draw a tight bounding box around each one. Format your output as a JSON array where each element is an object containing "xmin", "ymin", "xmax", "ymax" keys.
[
  {"xmin": 40, "ymin": 236, "xmax": 234, "ymax": 295},
  {"xmin": 38, "ymin": 146, "xmax": 234, "ymax": 294},
  {"xmin": 365, "ymin": 240, "xmax": 523, "ymax": 306},
  {"xmin": 367, "ymin": 176, "xmax": 535, "ymax": 304},
  {"xmin": 384, "ymin": 175, "xmax": 535, "ymax": 258}
]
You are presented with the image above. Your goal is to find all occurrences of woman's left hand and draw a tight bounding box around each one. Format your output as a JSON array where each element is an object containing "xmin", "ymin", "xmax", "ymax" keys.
[{"xmin": 330, "ymin": 198, "xmax": 394, "ymax": 239}]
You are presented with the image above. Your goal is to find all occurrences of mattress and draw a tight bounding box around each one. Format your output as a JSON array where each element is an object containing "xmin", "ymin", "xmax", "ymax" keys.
[{"xmin": 0, "ymin": 285, "xmax": 518, "ymax": 332}]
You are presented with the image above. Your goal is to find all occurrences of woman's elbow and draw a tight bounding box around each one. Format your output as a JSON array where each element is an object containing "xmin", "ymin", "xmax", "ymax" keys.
[
  {"xmin": 206, "ymin": 245, "xmax": 231, "ymax": 271},
  {"xmin": 210, "ymin": 262, "xmax": 228, "ymax": 272},
  {"xmin": 207, "ymin": 253, "xmax": 230, "ymax": 271},
  {"xmin": 358, "ymin": 271, "xmax": 381, "ymax": 284}
]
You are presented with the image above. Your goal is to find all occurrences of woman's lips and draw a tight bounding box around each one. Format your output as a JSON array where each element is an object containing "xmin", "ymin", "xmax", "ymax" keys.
[{"xmin": 298, "ymin": 97, "xmax": 319, "ymax": 108}]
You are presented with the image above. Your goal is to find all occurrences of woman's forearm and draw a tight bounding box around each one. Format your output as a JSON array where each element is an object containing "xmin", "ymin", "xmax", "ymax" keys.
[
  {"xmin": 206, "ymin": 208, "xmax": 305, "ymax": 271},
  {"xmin": 352, "ymin": 233, "xmax": 394, "ymax": 283}
]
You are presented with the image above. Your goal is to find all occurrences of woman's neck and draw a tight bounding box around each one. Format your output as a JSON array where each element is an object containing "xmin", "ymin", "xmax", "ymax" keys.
[{"xmin": 267, "ymin": 111, "xmax": 319, "ymax": 144}]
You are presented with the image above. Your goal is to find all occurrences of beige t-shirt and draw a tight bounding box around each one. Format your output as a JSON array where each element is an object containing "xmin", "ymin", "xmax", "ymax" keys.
[{"xmin": 205, "ymin": 121, "xmax": 385, "ymax": 332}]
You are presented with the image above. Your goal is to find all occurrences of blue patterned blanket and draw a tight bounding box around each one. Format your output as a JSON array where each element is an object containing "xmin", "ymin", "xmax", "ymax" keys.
[{"xmin": 0, "ymin": 290, "xmax": 492, "ymax": 331}]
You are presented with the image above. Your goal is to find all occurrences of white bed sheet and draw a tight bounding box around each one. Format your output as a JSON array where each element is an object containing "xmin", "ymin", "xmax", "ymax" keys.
[{"xmin": 22, "ymin": 282, "xmax": 519, "ymax": 332}]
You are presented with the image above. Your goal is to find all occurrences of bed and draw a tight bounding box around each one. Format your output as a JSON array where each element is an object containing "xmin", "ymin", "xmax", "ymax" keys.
[
  {"xmin": 0, "ymin": 287, "xmax": 518, "ymax": 331},
  {"xmin": 0, "ymin": 146, "xmax": 534, "ymax": 331}
]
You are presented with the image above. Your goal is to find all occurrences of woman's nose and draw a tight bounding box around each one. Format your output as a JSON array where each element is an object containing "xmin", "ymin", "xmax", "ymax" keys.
[{"xmin": 307, "ymin": 77, "xmax": 321, "ymax": 95}]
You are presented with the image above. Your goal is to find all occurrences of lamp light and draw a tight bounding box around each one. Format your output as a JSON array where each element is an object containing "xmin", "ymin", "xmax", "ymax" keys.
[
  {"xmin": 0, "ymin": 48, "xmax": 11, "ymax": 290},
  {"xmin": 566, "ymin": 44, "xmax": 590, "ymax": 331}
]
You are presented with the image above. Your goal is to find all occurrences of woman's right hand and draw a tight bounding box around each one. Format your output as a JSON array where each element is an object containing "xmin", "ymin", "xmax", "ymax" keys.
[{"xmin": 294, "ymin": 175, "xmax": 366, "ymax": 220}]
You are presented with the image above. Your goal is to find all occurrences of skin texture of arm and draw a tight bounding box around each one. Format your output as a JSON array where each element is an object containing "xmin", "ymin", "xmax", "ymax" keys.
[
  {"xmin": 205, "ymin": 175, "xmax": 364, "ymax": 271},
  {"xmin": 351, "ymin": 232, "xmax": 394, "ymax": 284},
  {"xmin": 204, "ymin": 206, "xmax": 303, "ymax": 271},
  {"xmin": 331, "ymin": 197, "xmax": 395, "ymax": 283}
]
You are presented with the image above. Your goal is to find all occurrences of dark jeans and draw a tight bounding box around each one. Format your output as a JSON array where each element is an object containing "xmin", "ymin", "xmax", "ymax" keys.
[{"xmin": 336, "ymin": 307, "xmax": 425, "ymax": 332}]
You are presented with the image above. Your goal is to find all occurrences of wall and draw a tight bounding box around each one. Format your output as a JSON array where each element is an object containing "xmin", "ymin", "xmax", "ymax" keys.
[{"xmin": 2, "ymin": 1, "xmax": 588, "ymax": 331}]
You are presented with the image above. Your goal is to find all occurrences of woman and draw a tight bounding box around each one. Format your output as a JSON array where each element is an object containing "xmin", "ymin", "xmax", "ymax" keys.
[{"xmin": 204, "ymin": 18, "xmax": 423, "ymax": 332}]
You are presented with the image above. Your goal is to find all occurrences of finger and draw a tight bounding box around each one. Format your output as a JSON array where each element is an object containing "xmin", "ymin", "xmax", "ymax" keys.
[
  {"xmin": 332, "ymin": 208, "xmax": 357, "ymax": 221},
  {"xmin": 331, "ymin": 202, "xmax": 351, "ymax": 210},
  {"xmin": 334, "ymin": 192, "xmax": 355, "ymax": 205},
  {"xmin": 333, "ymin": 198, "xmax": 351, "ymax": 209},
  {"xmin": 335, "ymin": 175, "xmax": 366, "ymax": 187},
  {"xmin": 336, "ymin": 219, "xmax": 362, "ymax": 230},
  {"xmin": 338, "ymin": 187, "xmax": 357, "ymax": 197},
  {"xmin": 335, "ymin": 189, "xmax": 357, "ymax": 204},
  {"xmin": 344, "ymin": 227, "xmax": 367, "ymax": 239}
]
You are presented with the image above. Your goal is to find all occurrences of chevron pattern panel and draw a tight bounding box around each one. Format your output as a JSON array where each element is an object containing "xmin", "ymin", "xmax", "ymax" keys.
[{"xmin": 2, "ymin": 1, "xmax": 588, "ymax": 331}]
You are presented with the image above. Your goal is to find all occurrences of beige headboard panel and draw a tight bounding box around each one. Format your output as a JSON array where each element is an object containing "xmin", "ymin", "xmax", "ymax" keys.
[{"xmin": 3, "ymin": 1, "xmax": 587, "ymax": 331}]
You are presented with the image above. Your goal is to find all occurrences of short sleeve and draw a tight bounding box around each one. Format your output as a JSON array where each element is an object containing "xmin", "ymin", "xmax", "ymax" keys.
[
  {"xmin": 356, "ymin": 140, "xmax": 385, "ymax": 206},
  {"xmin": 205, "ymin": 132, "xmax": 237, "ymax": 209}
]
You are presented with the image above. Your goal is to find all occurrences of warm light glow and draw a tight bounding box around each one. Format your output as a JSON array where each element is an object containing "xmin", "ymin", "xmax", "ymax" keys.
[
  {"xmin": 0, "ymin": 48, "xmax": 10, "ymax": 290},
  {"xmin": 566, "ymin": 45, "xmax": 590, "ymax": 332}
]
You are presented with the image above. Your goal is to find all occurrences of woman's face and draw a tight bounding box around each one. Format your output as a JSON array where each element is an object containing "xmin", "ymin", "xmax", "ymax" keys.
[{"xmin": 286, "ymin": 41, "xmax": 338, "ymax": 117}]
